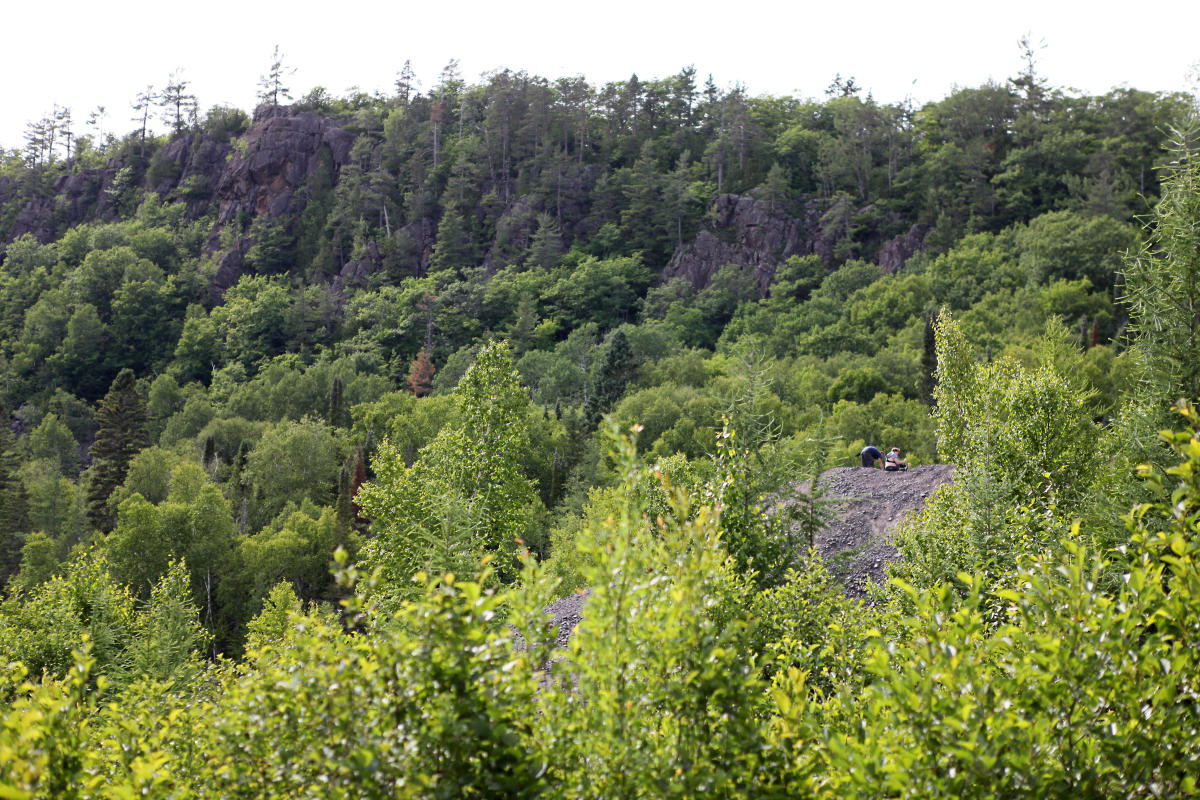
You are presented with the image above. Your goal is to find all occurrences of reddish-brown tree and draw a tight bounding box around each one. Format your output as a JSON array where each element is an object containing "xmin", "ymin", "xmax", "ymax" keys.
[{"xmin": 407, "ymin": 348, "xmax": 435, "ymax": 397}]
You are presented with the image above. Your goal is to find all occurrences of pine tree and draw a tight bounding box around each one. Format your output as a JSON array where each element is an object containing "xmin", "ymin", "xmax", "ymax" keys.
[
  {"xmin": 159, "ymin": 70, "xmax": 197, "ymax": 133},
  {"xmin": 87, "ymin": 369, "xmax": 150, "ymax": 531},
  {"xmin": 131, "ymin": 85, "xmax": 156, "ymax": 157},
  {"xmin": 257, "ymin": 45, "xmax": 295, "ymax": 108}
]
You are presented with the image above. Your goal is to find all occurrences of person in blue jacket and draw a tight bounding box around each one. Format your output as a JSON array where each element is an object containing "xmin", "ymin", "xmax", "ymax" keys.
[{"xmin": 860, "ymin": 445, "xmax": 885, "ymax": 468}]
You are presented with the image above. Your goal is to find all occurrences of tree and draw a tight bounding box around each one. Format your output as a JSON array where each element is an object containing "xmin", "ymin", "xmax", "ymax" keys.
[
  {"xmin": 525, "ymin": 213, "xmax": 563, "ymax": 271},
  {"xmin": 406, "ymin": 348, "xmax": 435, "ymax": 397},
  {"xmin": 87, "ymin": 369, "xmax": 151, "ymax": 531},
  {"xmin": 257, "ymin": 45, "xmax": 295, "ymax": 107},
  {"xmin": 358, "ymin": 341, "xmax": 537, "ymax": 600},
  {"xmin": 243, "ymin": 417, "xmax": 344, "ymax": 533},
  {"xmin": 131, "ymin": 85, "xmax": 156, "ymax": 156},
  {"xmin": 0, "ymin": 416, "xmax": 28, "ymax": 587},
  {"xmin": 1122, "ymin": 125, "xmax": 1200, "ymax": 409},
  {"xmin": 120, "ymin": 559, "xmax": 212, "ymax": 683},
  {"xmin": 584, "ymin": 328, "xmax": 634, "ymax": 428},
  {"xmin": 29, "ymin": 413, "xmax": 79, "ymax": 477},
  {"xmin": 429, "ymin": 201, "xmax": 476, "ymax": 277},
  {"xmin": 326, "ymin": 376, "xmax": 346, "ymax": 428},
  {"xmin": 395, "ymin": 59, "xmax": 417, "ymax": 106},
  {"xmin": 159, "ymin": 70, "xmax": 197, "ymax": 133}
]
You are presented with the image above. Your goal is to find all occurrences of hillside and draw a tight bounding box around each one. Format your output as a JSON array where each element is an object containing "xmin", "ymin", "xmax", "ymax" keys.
[{"xmin": 1, "ymin": 63, "xmax": 1199, "ymax": 797}]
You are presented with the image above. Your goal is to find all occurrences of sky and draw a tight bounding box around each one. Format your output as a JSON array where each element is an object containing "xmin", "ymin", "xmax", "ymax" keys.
[{"xmin": 2, "ymin": 0, "xmax": 1198, "ymax": 151}]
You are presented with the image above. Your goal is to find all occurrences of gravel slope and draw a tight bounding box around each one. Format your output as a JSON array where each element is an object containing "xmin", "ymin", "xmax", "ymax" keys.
[
  {"xmin": 790, "ymin": 464, "xmax": 956, "ymax": 597},
  {"xmin": 542, "ymin": 464, "xmax": 956, "ymax": 638}
]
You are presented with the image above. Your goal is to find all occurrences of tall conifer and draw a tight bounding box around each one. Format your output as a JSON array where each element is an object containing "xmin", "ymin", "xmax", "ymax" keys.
[
  {"xmin": 584, "ymin": 329, "xmax": 634, "ymax": 428},
  {"xmin": 87, "ymin": 369, "xmax": 150, "ymax": 531}
]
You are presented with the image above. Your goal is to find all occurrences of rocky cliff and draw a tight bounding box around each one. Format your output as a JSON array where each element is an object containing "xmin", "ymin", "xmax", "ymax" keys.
[
  {"xmin": 661, "ymin": 193, "xmax": 929, "ymax": 295},
  {"xmin": 0, "ymin": 106, "xmax": 359, "ymax": 296},
  {"xmin": 2, "ymin": 106, "xmax": 929, "ymax": 301}
]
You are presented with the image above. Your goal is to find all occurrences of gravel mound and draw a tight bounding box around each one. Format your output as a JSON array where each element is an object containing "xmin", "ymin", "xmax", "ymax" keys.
[
  {"xmin": 789, "ymin": 464, "xmax": 956, "ymax": 597},
  {"xmin": 541, "ymin": 464, "xmax": 955, "ymax": 641},
  {"xmin": 542, "ymin": 590, "xmax": 590, "ymax": 648}
]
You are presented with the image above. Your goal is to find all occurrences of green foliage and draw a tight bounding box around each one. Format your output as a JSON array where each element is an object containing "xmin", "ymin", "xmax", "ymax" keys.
[
  {"xmin": 1122, "ymin": 125, "xmax": 1200, "ymax": 409},
  {"xmin": 28, "ymin": 412, "xmax": 78, "ymax": 476},
  {"xmin": 529, "ymin": 426, "xmax": 769, "ymax": 796},
  {"xmin": 888, "ymin": 313, "xmax": 1101, "ymax": 593},
  {"xmin": 119, "ymin": 559, "xmax": 212, "ymax": 682},
  {"xmin": 0, "ymin": 65, "xmax": 1196, "ymax": 798},
  {"xmin": 0, "ymin": 550, "xmax": 135, "ymax": 678},
  {"xmin": 749, "ymin": 557, "xmax": 874, "ymax": 693},
  {"xmin": 242, "ymin": 416, "xmax": 344, "ymax": 531},
  {"xmin": 236, "ymin": 502, "xmax": 345, "ymax": 613},
  {"xmin": 86, "ymin": 369, "xmax": 150, "ymax": 531},
  {"xmin": 358, "ymin": 341, "xmax": 538, "ymax": 602}
]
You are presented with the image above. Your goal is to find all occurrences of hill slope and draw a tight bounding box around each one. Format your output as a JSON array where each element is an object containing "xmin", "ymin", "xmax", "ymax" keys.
[{"xmin": 800, "ymin": 464, "xmax": 956, "ymax": 597}]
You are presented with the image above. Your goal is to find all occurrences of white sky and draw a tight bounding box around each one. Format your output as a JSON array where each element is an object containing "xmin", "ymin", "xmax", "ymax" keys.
[{"xmin": 2, "ymin": 0, "xmax": 1198, "ymax": 151}]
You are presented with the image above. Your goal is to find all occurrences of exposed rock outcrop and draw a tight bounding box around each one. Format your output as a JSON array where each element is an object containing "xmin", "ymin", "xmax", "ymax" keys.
[
  {"xmin": 211, "ymin": 106, "xmax": 353, "ymax": 230},
  {"xmin": 662, "ymin": 194, "xmax": 813, "ymax": 294},
  {"xmin": 663, "ymin": 193, "xmax": 930, "ymax": 295}
]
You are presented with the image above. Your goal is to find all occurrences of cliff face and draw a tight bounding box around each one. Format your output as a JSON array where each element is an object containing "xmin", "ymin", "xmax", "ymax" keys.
[
  {"xmin": 1, "ymin": 107, "xmax": 930, "ymax": 301},
  {"xmin": 0, "ymin": 106, "xmax": 358, "ymax": 295},
  {"xmin": 207, "ymin": 107, "xmax": 356, "ymax": 293},
  {"xmin": 662, "ymin": 193, "xmax": 928, "ymax": 296}
]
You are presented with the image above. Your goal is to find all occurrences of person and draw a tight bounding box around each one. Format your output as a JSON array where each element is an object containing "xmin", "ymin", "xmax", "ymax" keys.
[
  {"xmin": 860, "ymin": 445, "xmax": 884, "ymax": 468},
  {"xmin": 884, "ymin": 447, "xmax": 908, "ymax": 471}
]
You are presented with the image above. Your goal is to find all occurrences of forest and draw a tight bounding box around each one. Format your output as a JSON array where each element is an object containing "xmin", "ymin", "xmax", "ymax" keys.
[{"xmin": 0, "ymin": 52, "xmax": 1198, "ymax": 796}]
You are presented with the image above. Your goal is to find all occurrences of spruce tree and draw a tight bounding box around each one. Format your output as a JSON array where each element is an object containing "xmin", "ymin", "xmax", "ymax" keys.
[
  {"xmin": 584, "ymin": 329, "xmax": 635, "ymax": 428},
  {"xmin": 919, "ymin": 312, "xmax": 938, "ymax": 405},
  {"xmin": 526, "ymin": 213, "xmax": 563, "ymax": 271},
  {"xmin": 327, "ymin": 376, "xmax": 346, "ymax": 428},
  {"xmin": 87, "ymin": 369, "xmax": 150, "ymax": 531}
]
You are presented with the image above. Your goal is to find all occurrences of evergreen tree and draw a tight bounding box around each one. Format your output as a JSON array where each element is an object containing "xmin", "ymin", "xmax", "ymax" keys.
[
  {"xmin": 429, "ymin": 201, "xmax": 476, "ymax": 277},
  {"xmin": 159, "ymin": 70, "xmax": 198, "ymax": 133},
  {"xmin": 584, "ymin": 328, "xmax": 635, "ymax": 428},
  {"xmin": 87, "ymin": 369, "xmax": 151, "ymax": 531},
  {"xmin": 525, "ymin": 213, "xmax": 563, "ymax": 271},
  {"xmin": 131, "ymin": 85, "xmax": 156, "ymax": 157},
  {"xmin": 919, "ymin": 311, "xmax": 938, "ymax": 406},
  {"xmin": 257, "ymin": 45, "xmax": 295, "ymax": 108},
  {"xmin": 335, "ymin": 461, "xmax": 354, "ymax": 536},
  {"xmin": 327, "ymin": 376, "xmax": 346, "ymax": 428}
]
